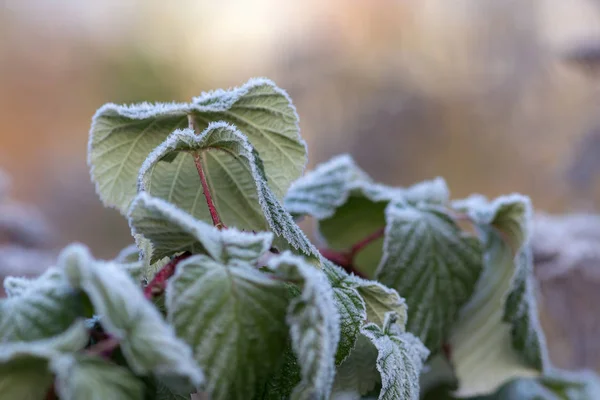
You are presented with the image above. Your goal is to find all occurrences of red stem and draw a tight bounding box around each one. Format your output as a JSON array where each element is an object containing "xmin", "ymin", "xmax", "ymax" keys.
[
  {"xmin": 144, "ymin": 252, "xmax": 192, "ymax": 299},
  {"xmin": 319, "ymin": 227, "xmax": 384, "ymax": 279},
  {"xmin": 193, "ymin": 153, "xmax": 225, "ymax": 229},
  {"xmin": 349, "ymin": 227, "xmax": 385, "ymax": 257},
  {"xmin": 86, "ymin": 336, "xmax": 120, "ymax": 358}
]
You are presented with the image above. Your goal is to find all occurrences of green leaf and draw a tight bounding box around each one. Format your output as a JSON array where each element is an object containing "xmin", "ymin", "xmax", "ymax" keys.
[
  {"xmin": 165, "ymin": 254, "xmax": 289, "ymax": 400},
  {"xmin": 375, "ymin": 201, "xmax": 482, "ymax": 353},
  {"xmin": 285, "ymin": 154, "xmax": 449, "ymax": 220},
  {"xmin": 59, "ymin": 244, "xmax": 204, "ymax": 391},
  {"xmin": 0, "ymin": 321, "xmax": 89, "ymax": 400},
  {"xmin": 268, "ymin": 252, "xmax": 339, "ymax": 400},
  {"xmin": 2, "ymin": 276, "xmax": 33, "ymax": 298},
  {"xmin": 331, "ymin": 334, "xmax": 380, "ymax": 399},
  {"xmin": 322, "ymin": 260, "xmax": 367, "ymax": 365},
  {"xmin": 0, "ymin": 267, "xmax": 83, "ymax": 342},
  {"xmin": 456, "ymin": 370, "xmax": 600, "ymax": 400},
  {"xmin": 136, "ymin": 123, "xmax": 317, "ymax": 258},
  {"xmin": 51, "ymin": 354, "xmax": 146, "ymax": 400},
  {"xmin": 448, "ymin": 195, "xmax": 548, "ymax": 397},
  {"xmin": 361, "ymin": 313, "xmax": 429, "ymax": 400},
  {"xmin": 89, "ymin": 77, "xmax": 306, "ymax": 214},
  {"xmin": 322, "ymin": 259, "xmax": 407, "ymax": 363},
  {"xmin": 129, "ymin": 192, "xmax": 276, "ymax": 263},
  {"xmin": 286, "ymin": 155, "xmax": 449, "ymax": 276}
]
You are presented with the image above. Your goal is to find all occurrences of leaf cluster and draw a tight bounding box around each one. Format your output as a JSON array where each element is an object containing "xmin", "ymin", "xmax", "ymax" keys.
[{"xmin": 1, "ymin": 78, "xmax": 598, "ymax": 399}]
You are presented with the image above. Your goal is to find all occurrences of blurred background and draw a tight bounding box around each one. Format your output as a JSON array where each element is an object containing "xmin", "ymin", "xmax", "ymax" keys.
[{"xmin": 2, "ymin": 0, "xmax": 600, "ymax": 372}]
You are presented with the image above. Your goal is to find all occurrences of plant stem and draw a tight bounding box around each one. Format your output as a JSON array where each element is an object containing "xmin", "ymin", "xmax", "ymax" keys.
[
  {"xmin": 188, "ymin": 114, "xmax": 225, "ymax": 230},
  {"xmin": 193, "ymin": 153, "xmax": 225, "ymax": 229},
  {"xmin": 319, "ymin": 227, "xmax": 384, "ymax": 279},
  {"xmin": 144, "ymin": 252, "xmax": 192, "ymax": 299},
  {"xmin": 349, "ymin": 227, "xmax": 385, "ymax": 257},
  {"xmin": 86, "ymin": 336, "xmax": 120, "ymax": 358}
]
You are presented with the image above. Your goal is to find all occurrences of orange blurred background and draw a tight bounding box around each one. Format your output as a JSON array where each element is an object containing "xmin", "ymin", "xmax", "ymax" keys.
[{"xmin": 2, "ymin": 0, "xmax": 600, "ymax": 258}]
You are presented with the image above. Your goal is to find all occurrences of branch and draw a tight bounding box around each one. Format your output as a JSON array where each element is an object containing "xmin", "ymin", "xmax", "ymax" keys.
[
  {"xmin": 188, "ymin": 114, "xmax": 225, "ymax": 230},
  {"xmin": 144, "ymin": 252, "xmax": 192, "ymax": 299},
  {"xmin": 319, "ymin": 227, "xmax": 384, "ymax": 279},
  {"xmin": 193, "ymin": 154, "xmax": 226, "ymax": 229}
]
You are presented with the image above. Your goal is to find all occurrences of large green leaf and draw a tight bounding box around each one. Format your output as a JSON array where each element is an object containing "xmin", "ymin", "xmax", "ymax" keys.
[
  {"xmin": 0, "ymin": 321, "xmax": 89, "ymax": 399},
  {"xmin": 89, "ymin": 78, "xmax": 306, "ymax": 214},
  {"xmin": 51, "ymin": 354, "xmax": 146, "ymax": 400},
  {"xmin": 375, "ymin": 201, "xmax": 482, "ymax": 353},
  {"xmin": 137, "ymin": 124, "xmax": 316, "ymax": 258},
  {"xmin": 432, "ymin": 370, "xmax": 600, "ymax": 400},
  {"xmin": 331, "ymin": 334, "xmax": 380, "ymax": 399},
  {"xmin": 361, "ymin": 313, "xmax": 429, "ymax": 400},
  {"xmin": 321, "ymin": 260, "xmax": 368, "ymax": 365},
  {"xmin": 285, "ymin": 154, "xmax": 448, "ymax": 276},
  {"xmin": 322, "ymin": 259, "xmax": 407, "ymax": 363},
  {"xmin": 166, "ymin": 254, "xmax": 289, "ymax": 400},
  {"xmin": 129, "ymin": 192, "xmax": 277, "ymax": 263},
  {"xmin": 268, "ymin": 252, "xmax": 340, "ymax": 400},
  {"xmin": 448, "ymin": 195, "xmax": 548, "ymax": 397},
  {"xmin": 59, "ymin": 244, "xmax": 204, "ymax": 391},
  {"xmin": 0, "ymin": 267, "xmax": 83, "ymax": 342}
]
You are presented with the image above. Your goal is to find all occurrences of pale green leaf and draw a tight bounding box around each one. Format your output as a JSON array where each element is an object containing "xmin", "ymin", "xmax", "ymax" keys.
[
  {"xmin": 375, "ymin": 201, "xmax": 482, "ymax": 353},
  {"xmin": 268, "ymin": 252, "xmax": 339, "ymax": 400},
  {"xmin": 165, "ymin": 254, "xmax": 288, "ymax": 400},
  {"xmin": 284, "ymin": 154, "xmax": 371, "ymax": 219},
  {"xmin": 361, "ymin": 313, "xmax": 429, "ymax": 400},
  {"xmin": 52, "ymin": 354, "xmax": 146, "ymax": 400},
  {"xmin": 331, "ymin": 334, "xmax": 380, "ymax": 399},
  {"xmin": 285, "ymin": 154, "xmax": 449, "ymax": 220},
  {"xmin": 459, "ymin": 370, "xmax": 600, "ymax": 400},
  {"xmin": 290, "ymin": 156, "xmax": 449, "ymax": 276},
  {"xmin": 322, "ymin": 259, "xmax": 367, "ymax": 364},
  {"xmin": 0, "ymin": 321, "xmax": 89, "ymax": 400},
  {"xmin": 448, "ymin": 195, "xmax": 548, "ymax": 397},
  {"xmin": 137, "ymin": 124, "xmax": 317, "ymax": 258},
  {"xmin": 322, "ymin": 259, "xmax": 407, "ymax": 363},
  {"xmin": 129, "ymin": 192, "xmax": 276, "ymax": 263},
  {"xmin": 3, "ymin": 275, "xmax": 33, "ymax": 298},
  {"xmin": 89, "ymin": 77, "xmax": 306, "ymax": 214},
  {"xmin": 0, "ymin": 267, "xmax": 83, "ymax": 342},
  {"xmin": 59, "ymin": 244, "xmax": 204, "ymax": 391}
]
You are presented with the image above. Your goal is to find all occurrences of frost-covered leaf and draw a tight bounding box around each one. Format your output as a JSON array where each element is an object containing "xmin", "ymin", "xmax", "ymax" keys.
[
  {"xmin": 361, "ymin": 313, "xmax": 429, "ymax": 400},
  {"xmin": 285, "ymin": 154, "xmax": 449, "ymax": 220},
  {"xmin": 322, "ymin": 260, "xmax": 367, "ymax": 364},
  {"xmin": 165, "ymin": 254, "xmax": 288, "ymax": 400},
  {"xmin": 460, "ymin": 370, "xmax": 600, "ymax": 400},
  {"xmin": 129, "ymin": 192, "xmax": 276, "ymax": 263},
  {"xmin": 137, "ymin": 123, "xmax": 316, "ymax": 258},
  {"xmin": 356, "ymin": 279, "xmax": 407, "ymax": 329},
  {"xmin": 59, "ymin": 244, "xmax": 204, "ymax": 391},
  {"xmin": 291, "ymin": 156, "xmax": 449, "ymax": 276},
  {"xmin": 0, "ymin": 321, "xmax": 89, "ymax": 400},
  {"xmin": 89, "ymin": 77, "xmax": 306, "ymax": 214},
  {"xmin": 52, "ymin": 354, "xmax": 146, "ymax": 400},
  {"xmin": 268, "ymin": 252, "xmax": 339, "ymax": 400},
  {"xmin": 331, "ymin": 335, "xmax": 380, "ymax": 399},
  {"xmin": 448, "ymin": 195, "xmax": 548, "ymax": 397},
  {"xmin": 115, "ymin": 243, "xmax": 141, "ymax": 263},
  {"xmin": 375, "ymin": 201, "xmax": 482, "ymax": 353},
  {"xmin": 0, "ymin": 267, "xmax": 83, "ymax": 342},
  {"xmin": 284, "ymin": 154, "xmax": 371, "ymax": 219},
  {"xmin": 2, "ymin": 275, "xmax": 33, "ymax": 298},
  {"xmin": 322, "ymin": 259, "xmax": 407, "ymax": 363}
]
